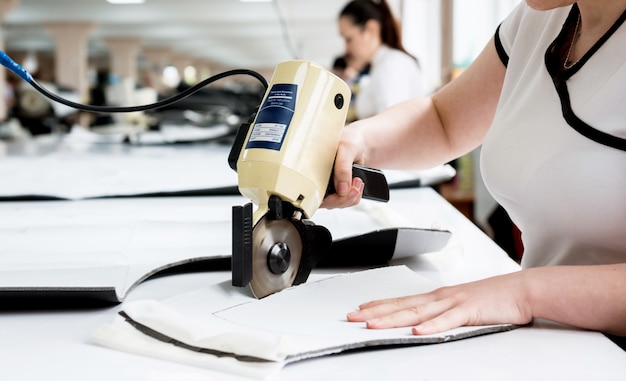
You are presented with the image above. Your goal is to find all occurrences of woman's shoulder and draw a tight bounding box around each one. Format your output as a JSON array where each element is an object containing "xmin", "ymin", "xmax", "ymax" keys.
[
  {"xmin": 374, "ymin": 45, "xmax": 419, "ymax": 70},
  {"xmin": 499, "ymin": 3, "xmax": 571, "ymax": 50},
  {"xmin": 376, "ymin": 45, "xmax": 411, "ymax": 60}
]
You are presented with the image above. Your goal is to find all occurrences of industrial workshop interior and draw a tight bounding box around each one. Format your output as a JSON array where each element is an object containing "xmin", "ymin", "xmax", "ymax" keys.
[{"xmin": 0, "ymin": 0, "xmax": 625, "ymax": 380}]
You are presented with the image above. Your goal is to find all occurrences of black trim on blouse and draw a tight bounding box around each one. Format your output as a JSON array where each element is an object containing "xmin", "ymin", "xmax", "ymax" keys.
[
  {"xmin": 494, "ymin": 24, "xmax": 509, "ymax": 68},
  {"xmin": 545, "ymin": 4, "xmax": 626, "ymax": 152}
]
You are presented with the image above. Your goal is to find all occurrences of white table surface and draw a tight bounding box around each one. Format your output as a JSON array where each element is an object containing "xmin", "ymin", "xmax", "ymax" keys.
[
  {"xmin": 0, "ymin": 132, "xmax": 454, "ymax": 200},
  {"xmin": 1, "ymin": 187, "xmax": 625, "ymax": 380}
]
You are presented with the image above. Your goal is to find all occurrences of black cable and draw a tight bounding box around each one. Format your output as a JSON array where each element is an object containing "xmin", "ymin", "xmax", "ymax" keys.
[
  {"xmin": 28, "ymin": 69, "xmax": 269, "ymax": 114},
  {"xmin": 1, "ymin": 50, "xmax": 268, "ymax": 115}
]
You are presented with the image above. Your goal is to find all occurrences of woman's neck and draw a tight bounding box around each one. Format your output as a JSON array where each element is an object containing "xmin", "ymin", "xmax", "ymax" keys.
[
  {"xmin": 577, "ymin": 0, "xmax": 626, "ymax": 27},
  {"xmin": 568, "ymin": 1, "xmax": 626, "ymax": 63}
]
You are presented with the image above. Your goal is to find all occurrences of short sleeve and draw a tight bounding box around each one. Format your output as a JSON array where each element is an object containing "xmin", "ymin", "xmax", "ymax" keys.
[{"xmin": 494, "ymin": 2, "xmax": 529, "ymax": 67}]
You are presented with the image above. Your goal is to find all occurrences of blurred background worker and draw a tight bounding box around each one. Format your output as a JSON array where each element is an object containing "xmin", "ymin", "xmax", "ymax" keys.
[
  {"xmin": 332, "ymin": 54, "xmax": 370, "ymax": 123},
  {"xmin": 338, "ymin": 0, "xmax": 424, "ymax": 120}
]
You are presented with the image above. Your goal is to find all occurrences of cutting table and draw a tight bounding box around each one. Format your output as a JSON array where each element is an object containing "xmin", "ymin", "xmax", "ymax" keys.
[{"xmin": 1, "ymin": 186, "xmax": 624, "ymax": 380}]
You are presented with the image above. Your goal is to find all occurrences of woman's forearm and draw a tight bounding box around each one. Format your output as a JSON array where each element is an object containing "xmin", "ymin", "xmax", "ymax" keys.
[
  {"xmin": 350, "ymin": 38, "xmax": 506, "ymax": 172},
  {"xmin": 349, "ymin": 97, "xmax": 461, "ymax": 170},
  {"xmin": 525, "ymin": 263, "xmax": 626, "ymax": 335}
]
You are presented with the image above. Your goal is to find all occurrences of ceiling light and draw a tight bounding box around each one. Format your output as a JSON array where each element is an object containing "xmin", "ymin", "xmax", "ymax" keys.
[
  {"xmin": 239, "ymin": 0, "xmax": 273, "ymax": 2},
  {"xmin": 107, "ymin": 0, "xmax": 145, "ymax": 4}
]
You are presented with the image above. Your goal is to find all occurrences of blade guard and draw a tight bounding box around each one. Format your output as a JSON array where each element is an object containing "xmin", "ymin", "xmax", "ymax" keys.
[
  {"xmin": 231, "ymin": 196, "xmax": 331, "ymax": 292},
  {"xmin": 231, "ymin": 203, "xmax": 253, "ymax": 287}
]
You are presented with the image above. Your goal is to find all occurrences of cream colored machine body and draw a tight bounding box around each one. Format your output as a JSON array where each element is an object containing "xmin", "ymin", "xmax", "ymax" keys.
[
  {"xmin": 237, "ymin": 60, "xmax": 349, "ymax": 225},
  {"xmin": 229, "ymin": 60, "xmax": 388, "ymax": 298}
]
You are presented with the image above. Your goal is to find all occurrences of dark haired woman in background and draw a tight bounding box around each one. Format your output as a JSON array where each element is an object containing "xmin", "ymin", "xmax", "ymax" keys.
[{"xmin": 338, "ymin": 0, "xmax": 425, "ymax": 119}]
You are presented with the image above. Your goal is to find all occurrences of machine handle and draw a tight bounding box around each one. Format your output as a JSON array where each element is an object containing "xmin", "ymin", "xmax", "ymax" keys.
[
  {"xmin": 326, "ymin": 164, "xmax": 390, "ymax": 202},
  {"xmin": 228, "ymin": 112, "xmax": 256, "ymax": 171}
]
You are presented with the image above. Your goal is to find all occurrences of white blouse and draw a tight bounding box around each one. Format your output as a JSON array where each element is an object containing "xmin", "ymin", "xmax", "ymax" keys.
[
  {"xmin": 481, "ymin": 3, "xmax": 626, "ymax": 268},
  {"xmin": 354, "ymin": 45, "xmax": 424, "ymax": 119}
]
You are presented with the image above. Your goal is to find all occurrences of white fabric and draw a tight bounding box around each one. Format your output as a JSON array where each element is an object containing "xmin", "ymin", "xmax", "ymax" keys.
[
  {"xmin": 92, "ymin": 266, "xmax": 515, "ymax": 379},
  {"xmin": 481, "ymin": 4, "xmax": 626, "ymax": 267},
  {"xmin": 355, "ymin": 45, "xmax": 424, "ymax": 119}
]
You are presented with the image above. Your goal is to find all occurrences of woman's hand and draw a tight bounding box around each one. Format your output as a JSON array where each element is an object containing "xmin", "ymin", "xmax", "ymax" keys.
[
  {"xmin": 321, "ymin": 177, "xmax": 365, "ymax": 209},
  {"xmin": 321, "ymin": 123, "xmax": 368, "ymax": 209},
  {"xmin": 347, "ymin": 272, "xmax": 533, "ymax": 335}
]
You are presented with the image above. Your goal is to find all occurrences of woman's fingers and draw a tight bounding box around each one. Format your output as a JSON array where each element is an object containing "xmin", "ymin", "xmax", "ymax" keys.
[
  {"xmin": 321, "ymin": 123, "xmax": 367, "ymax": 208},
  {"xmin": 321, "ymin": 177, "xmax": 364, "ymax": 209},
  {"xmin": 411, "ymin": 308, "xmax": 471, "ymax": 335},
  {"xmin": 347, "ymin": 293, "xmax": 451, "ymax": 329},
  {"xmin": 346, "ymin": 273, "xmax": 533, "ymax": 335}
]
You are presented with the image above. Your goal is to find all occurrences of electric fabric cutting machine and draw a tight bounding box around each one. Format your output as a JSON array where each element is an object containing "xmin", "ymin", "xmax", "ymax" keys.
[{"xmin": 228, "ymin": 60, "xmax": 389, "ymax": 298}]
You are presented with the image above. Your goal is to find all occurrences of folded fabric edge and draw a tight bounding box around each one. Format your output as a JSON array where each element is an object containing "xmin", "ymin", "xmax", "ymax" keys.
[
  {"xmin": 91, "ymin": 315, "xmax": 284, "ymax": 380},
  {"xmin": 119, "ymin": 299, "xmax": 292, "ymax": 362},
  {"xmin": 118, "ymin": 310, "xmax": 276, "ymax": 363},
  {"xmin": 284, "ymin": 323, "xmax": 521, "ymax": 364}
]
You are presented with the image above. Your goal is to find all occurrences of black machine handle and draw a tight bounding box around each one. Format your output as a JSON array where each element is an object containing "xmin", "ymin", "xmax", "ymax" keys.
[
  {"xmin": 228, "ymin": 112, "xmax": 256, "ymax": 172},
  {"xmin": 327, "ymin": 164, "xmax": 390, "ymax": 202}
]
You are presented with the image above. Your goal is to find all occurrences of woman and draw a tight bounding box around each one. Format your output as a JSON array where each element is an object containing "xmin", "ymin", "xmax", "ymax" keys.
[
  {"xmin": 338, "ymin": 0, "xmax": 424, "ymax": 119},
  {"xmin": 324, "ymin": 0, "xmax": 626, "ymax": 342}
]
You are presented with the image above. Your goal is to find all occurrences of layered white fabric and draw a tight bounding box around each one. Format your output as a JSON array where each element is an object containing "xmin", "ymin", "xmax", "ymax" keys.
[{"xmin": 93, "ymin": 265, "xmax": 516, "ymax": 379}]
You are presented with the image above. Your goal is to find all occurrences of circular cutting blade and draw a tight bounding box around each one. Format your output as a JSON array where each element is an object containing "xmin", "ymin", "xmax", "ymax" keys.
[{"xmin": 249, "ymin": 217, "xmax": 303, "ymax": 298}]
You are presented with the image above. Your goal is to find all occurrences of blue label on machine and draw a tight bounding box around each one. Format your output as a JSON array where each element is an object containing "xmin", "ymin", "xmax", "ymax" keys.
[{"xmin": 246, "ymin": 83, "xmax": 297, "ymax": 151}]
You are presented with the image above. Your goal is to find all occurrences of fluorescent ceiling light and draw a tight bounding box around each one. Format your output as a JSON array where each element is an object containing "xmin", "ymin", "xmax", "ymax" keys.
[
  {"xmin": 107, "ymin": 0, "xmax": 145, "ymax": 4},
  {"xmin": 240, "ymin": 0, "xmax": 273, "ymax": 2}
]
